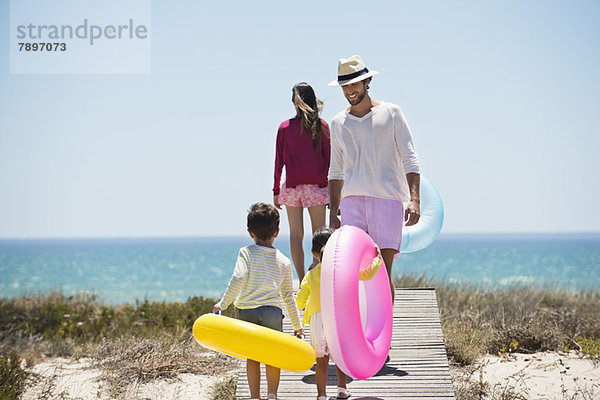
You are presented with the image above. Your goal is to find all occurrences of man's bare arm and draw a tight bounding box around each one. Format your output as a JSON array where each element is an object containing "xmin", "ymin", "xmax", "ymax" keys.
[
  {"xmin": 328, "ymin": 179, "xmax": 344, "ymax": 229},
  {"xmin": 405, "ymin": 172, "xmax": 420, "ymax": 226}
]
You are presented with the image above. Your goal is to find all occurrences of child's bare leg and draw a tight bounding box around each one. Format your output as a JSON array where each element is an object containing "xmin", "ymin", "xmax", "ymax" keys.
[
  {"xmin": 286, "ymin": 206, "xmax": 305, "ymax": 282},
  {"xmin": 246, "ymin": 359, "xmax": 261, "ymax": 399},
  {"xmin": 265, "ymin": 364, "xmax": 280, "ymax": 397},
  {"xmin": 335, "ymin": 365, "xmax": 347, "ymax": 389},
  {"xmin": 316, "ymin": 356, "xmax": 329, "ymax": 397}
]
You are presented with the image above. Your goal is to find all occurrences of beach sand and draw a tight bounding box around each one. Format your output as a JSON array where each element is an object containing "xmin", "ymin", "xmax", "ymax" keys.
[
  {"xmin": 22, "ymin": 357, "xmax": 237, "ymax": 400},
  {"xmin": 21, "ymin": 351, "xmax": 599, "ymax": 399},
  {"xmin": 453, "ymin": 352, "xmax": 599, "ymax": 400},
  {"xmin": 478, "ymin": 352, "xmax": 598, "ymax": 399}
]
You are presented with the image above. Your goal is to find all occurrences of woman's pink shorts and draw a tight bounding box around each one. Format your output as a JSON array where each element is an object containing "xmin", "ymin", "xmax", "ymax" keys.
[{"xmin": 279, "ymin": 180, "xmax": 329, "ymax": 208}]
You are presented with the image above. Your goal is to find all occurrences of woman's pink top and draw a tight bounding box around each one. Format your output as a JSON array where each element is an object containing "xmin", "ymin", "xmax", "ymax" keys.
[{"xmin": 273, "ymin": 117, "xmax": 330, "ymax": 196}]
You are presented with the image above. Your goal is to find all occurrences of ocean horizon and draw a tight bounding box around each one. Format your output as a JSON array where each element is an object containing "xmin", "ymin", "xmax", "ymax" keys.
[{"xmin": 1, "ymin": 232, "xmax": 599, "ymax": 304}]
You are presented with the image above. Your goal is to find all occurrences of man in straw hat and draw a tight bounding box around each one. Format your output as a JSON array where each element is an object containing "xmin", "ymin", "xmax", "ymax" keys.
[{"xmin": 327, "ymin": 55, "xmax": 421, "ymax": 302}]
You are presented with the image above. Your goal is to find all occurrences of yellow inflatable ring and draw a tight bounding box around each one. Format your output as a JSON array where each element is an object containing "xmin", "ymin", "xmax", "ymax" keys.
[{"xmin": 193, "ymin": 314, "xmax": 315, "ymax": 372}]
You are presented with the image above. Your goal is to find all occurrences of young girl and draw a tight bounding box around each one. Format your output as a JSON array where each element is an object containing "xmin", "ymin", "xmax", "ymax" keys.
[
  {"xmin": 296, "ymin": 227, "xmax": 350, "ymax": 400},
  {"xmin": 273, "ymin": 82, "xmax": 331, "ymax": 283}
]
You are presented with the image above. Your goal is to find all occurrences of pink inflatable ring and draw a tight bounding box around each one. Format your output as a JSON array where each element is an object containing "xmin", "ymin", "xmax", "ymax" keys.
[{"xmin": 320, "ymin": 225, "xmax": 393, "ymax": 379}]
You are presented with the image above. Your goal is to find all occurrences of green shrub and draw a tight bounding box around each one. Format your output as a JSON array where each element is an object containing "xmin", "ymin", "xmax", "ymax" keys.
[
  {"xmin": 0, "ymin": 350, "xmax": 26, "ymax": 400},
  {"xmin": 443, "ymin": 321, "xmax": 490, "ymax": 366},
  {"xmin": 576, "ymin": 337, "xmax": 600, "ymax": 360},
  {"xmin": 0, "ymin": 292, "xmax": 228, "ymax": 357},
  {"xmin": 208, "ymin": 376, "xmax": 237, "ymax": 400}
]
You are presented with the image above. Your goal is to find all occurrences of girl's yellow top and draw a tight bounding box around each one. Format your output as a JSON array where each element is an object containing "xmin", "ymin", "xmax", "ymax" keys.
[
  {"xmin": 295, "ymin": 263, "xmax": 321, "ymax": 326},
  {"xmin": 295, "ymin": 256, "xmax": 382, "ymax": 326}
]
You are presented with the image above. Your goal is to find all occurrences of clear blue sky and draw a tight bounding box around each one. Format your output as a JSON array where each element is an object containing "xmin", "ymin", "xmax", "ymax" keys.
[{"xmin": 1, "ymin": 0, "xmax": 599, "ymax": 238}]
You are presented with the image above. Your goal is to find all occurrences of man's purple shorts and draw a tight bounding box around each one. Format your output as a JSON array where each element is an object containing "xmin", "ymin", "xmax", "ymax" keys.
[{"xmin": 340, "ymin": 195, "xmax": 404, "ymax": 252}]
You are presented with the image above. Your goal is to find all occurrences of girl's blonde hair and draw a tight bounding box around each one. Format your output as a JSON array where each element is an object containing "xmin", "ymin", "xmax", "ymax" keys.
[{"xmin": 292, "ymin": 82, "xmax": 325, "ymax": 152}]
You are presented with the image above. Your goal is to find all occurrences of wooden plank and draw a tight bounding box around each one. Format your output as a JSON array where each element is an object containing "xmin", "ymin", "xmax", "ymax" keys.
[{"xmin": 235, "ymin": 288, "xmax": 456, "ymax": 399}]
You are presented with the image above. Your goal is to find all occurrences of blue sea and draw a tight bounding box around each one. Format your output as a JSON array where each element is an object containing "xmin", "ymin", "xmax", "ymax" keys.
[{"xmin": 1, "ymin": 233, "xmax": 599, "ymax": 304}]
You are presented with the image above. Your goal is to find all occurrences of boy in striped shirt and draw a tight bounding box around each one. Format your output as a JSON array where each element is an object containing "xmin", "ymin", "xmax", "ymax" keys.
[{"xmin": 213, "ymin": 202, "xmax": 304, "ymax": 400}]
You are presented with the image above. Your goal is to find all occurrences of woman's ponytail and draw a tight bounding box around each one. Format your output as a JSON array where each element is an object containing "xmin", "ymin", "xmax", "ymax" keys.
[{"xmin": 292, "ymin": 83, "xmax": 324, "ymax": 152}]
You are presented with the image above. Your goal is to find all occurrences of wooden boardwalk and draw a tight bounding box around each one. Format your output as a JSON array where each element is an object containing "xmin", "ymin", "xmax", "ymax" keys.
[{"xmin": 235, "ymin": 288, "xmax": 456, "ymax": 399}]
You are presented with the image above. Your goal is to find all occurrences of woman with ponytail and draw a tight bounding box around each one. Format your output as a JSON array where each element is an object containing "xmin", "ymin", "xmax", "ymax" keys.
[{"xmin": 273, "ymin": 83, "xmax": 330, "ymax": 284}]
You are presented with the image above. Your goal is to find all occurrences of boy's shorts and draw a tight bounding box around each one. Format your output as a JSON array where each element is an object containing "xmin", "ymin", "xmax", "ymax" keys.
[
  {"xmin": 279, "ymin": 180, "xmax": 329, "ymax": 208},
  {"xmin": 235, "ymin": 305, "xmax": 283, "ymax": 332},
  {"xmin": 340, "ymin": 195, "xmax": 404, "ymax": 252}
]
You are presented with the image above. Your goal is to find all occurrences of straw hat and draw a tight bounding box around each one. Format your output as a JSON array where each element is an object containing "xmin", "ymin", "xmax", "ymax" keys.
[{"xmin": 328, "ymin": 55, "xmax": 379, "ymax": 87}]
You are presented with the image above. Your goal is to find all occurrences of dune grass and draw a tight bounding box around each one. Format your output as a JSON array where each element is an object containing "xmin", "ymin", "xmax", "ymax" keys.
[
  {"xmin": 93, "ymin": 336, "xmax": 235, "ymax": 398},
  {"xmin": 396, "ymin": 274, "xmax": 600, "ymax": 364},
  {"xmin": 1, "ymin": 276, "xmax": 599, "ymax": 399}
]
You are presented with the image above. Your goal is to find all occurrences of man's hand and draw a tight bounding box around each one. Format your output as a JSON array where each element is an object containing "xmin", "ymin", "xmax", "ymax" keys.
[
  {"xmin": 404, "ymin": 199, "xmax": 420, "ymax": 226},
  {"xmin": 273, "ymin": 195, "xmax": 281, "ymax": 210},
  {"xmin": 212, "ymin": 304, "xmax": 222, "ymax": 314},
  {"xmin": 329, "ymin": 210, "xmax": 341, "ymax": 229},
  {"xmin": 294, "ymin": 328, "xmax": 305, "ymax": 339},
  {"xmin": 328, "ymin": 180, "xmax": 343, "ymax": 229},
  {"xmin": 405, "ymin": 173, "xmax": 421, "ymax": 226}
]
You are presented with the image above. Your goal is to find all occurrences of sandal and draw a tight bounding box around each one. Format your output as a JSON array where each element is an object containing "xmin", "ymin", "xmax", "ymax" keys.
[
  {"xmin": 317, "ymin": 396, "xmax": 328, "ymax": 400},
  {"xmin": 337, "ymin": 387, "xmax": 351, "ymax": 399}
]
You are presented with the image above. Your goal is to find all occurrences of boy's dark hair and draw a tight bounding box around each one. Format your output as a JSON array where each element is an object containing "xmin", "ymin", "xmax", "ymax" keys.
[
  {"xmin": 247, "ymin": 203, "xmax": 280, "ymax": 241},
  {"xmin": 311, "ymin": 226, "xmax": 335, "ymax": 254}
]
